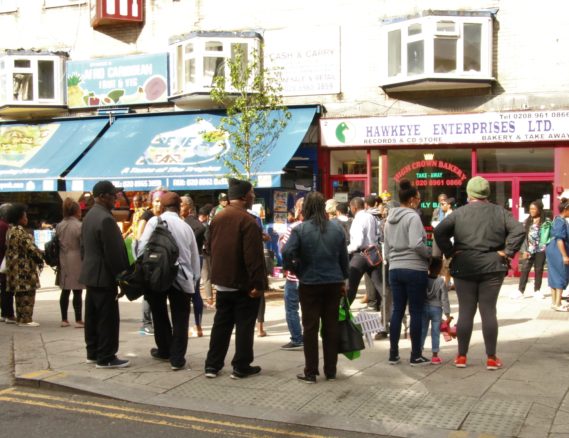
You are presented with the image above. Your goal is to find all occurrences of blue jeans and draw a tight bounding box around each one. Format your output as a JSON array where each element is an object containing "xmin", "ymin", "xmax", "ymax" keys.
[
  {"xmin": 389, "ymin": 269, "xmax": 428, "ymax": 359},
  {"xmin": 421, "ymin": 305, "xmax": 442, "ymax": 353},
  {"xmin": 284, "ymin": 280, "xmax": 303, "ymax": 344}
]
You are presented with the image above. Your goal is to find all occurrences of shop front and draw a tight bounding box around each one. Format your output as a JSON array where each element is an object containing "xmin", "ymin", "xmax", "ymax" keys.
[{"xmin": 320, "ymin": 110, "xmax": 567, "ymax": 224}]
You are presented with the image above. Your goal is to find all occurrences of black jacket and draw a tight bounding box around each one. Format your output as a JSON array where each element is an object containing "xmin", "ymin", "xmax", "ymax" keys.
[
  {"xmin": 434, "ymin": 202, "xmax": 525, "ymax": 278},
  {"xmin": 79, "ymin": 203, "xmax": 129, "ymax": 288}
]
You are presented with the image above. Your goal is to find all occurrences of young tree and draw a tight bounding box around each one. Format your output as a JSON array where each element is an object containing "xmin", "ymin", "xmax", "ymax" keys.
[{"xmin": 206, "ymin": 46, "xmax": 291, "ymax": 182}]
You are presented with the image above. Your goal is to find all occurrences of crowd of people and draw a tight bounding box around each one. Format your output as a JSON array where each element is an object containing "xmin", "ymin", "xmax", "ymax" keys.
[{"xmin": 0, "ymin": 176, "xmax": 568, "ymax": 382}]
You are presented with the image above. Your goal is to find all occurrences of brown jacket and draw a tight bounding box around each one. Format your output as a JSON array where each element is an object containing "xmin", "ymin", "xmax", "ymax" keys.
[
  {"xmin": 6, "ymin": 225, "xmax": 43, "ymax": 293},
  {"xmin": 208, "ymin": 205, "xmax": 267, "ymax": 292}
]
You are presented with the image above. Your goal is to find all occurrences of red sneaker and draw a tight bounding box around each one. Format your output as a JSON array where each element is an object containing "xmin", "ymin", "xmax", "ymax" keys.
[
  {"xmin": 486, "ymin": 357, "xmax": 503, "ymax": 370},
  {"xmin": 454, "ymin": 355, "xmax": 467, "ymax": 368},
  {"xmin": 431, "ymin": 356, "xmax": 442, "ymax": 365}
]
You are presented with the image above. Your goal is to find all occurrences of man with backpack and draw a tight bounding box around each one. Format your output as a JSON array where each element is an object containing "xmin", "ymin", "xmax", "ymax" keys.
[{"xmin": 137, "ymin": 191, "xmax": 200, "ymax": 371}]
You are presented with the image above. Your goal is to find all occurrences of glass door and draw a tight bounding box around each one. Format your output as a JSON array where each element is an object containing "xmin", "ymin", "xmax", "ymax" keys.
[{"xmin": 481, "ymin": 176, "xmax": 553, "ymax": 275}]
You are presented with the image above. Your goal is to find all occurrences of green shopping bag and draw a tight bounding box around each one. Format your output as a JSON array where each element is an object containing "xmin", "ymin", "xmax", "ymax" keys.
[{"xmin": 338, "ymin": 297, "xmax": 364, "ymax": 360}]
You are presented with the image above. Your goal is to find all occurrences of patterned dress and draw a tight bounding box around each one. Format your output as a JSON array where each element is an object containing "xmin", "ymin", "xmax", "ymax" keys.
[{"xmin": 5, "ymin": 225, "xmax": 44, "ymax": 323}]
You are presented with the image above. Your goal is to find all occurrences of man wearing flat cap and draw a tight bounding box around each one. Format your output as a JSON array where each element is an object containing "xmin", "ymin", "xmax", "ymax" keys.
[
  {"xmin": 204, "ymin": 177, "xmax": 267, "ymax": 379},
  {"xmin": 79, "ymin": 180, "xmax": 130, "ymax": 369},
  {"xmin": 138, "ymin": 191, "xmax": 201, "ymax": 371}
]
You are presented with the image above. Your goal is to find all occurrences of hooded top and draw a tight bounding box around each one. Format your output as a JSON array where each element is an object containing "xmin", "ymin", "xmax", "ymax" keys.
[{"xmin": 384, "ymin": 207, "xmax": 430, "ymax": 271}]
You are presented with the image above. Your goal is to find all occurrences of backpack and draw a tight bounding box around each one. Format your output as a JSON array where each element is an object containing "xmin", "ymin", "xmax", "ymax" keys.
[
  {"xmin": 141, "ymin": 218, "xmax": 179, "ymax": 293},
  {"xmin": 43, "ymin": 234, "xmax": 60, "ymax": 268}
]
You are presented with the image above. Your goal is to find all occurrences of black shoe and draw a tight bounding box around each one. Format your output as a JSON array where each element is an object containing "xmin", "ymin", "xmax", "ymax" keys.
[
  {"xmin": 150, "ymin": 348, "xmax": 169, "ymax": 361},
  {"xmin": 325, "ymin": 374, "xmax": 336, "ymax": 381},
  {"xmin": 280, "ymin": 341, "xmax": 304, "ymax": 351},
  {"xmin": 171, "ymin": 360, "xmax": 187, "ymax": 371},
  {"xmin": 410, "ymin": 356, "xmax": 430, "ymax": 367},
  {"xmin": 95, "ymin": 358, "xmax": 130, "ymax": 369},
  {"xmin": 230, "ymin": 366, "xmax": 261, "ymax": 379},
  {"xmin": 388, "ymin": 355, "xmax": 400, "ymax": 365},
  {"xmin": 297, "ymin": 373, "xmax": 317, "ymax": 383},
  {"xmin": 374, "ymin": 331, "xmax": 388, "ymax": 340},
  {"xmin": 204, "ymin": 367, "xmax": 219, "ymax": 378}
]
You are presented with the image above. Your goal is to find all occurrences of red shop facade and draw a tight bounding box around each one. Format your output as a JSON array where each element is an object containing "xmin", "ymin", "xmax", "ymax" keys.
[{"xmin": 319, "ymin": 110, "xmax": 569, "ymax": 224}]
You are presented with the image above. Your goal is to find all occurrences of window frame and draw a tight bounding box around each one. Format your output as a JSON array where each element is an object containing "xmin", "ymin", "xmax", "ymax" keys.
[
  {"xmin": 381, "ymin": 15, "xmax": 493, "ymax": 87},
  {"xmin": 169, "ymin": 36, "xmax": 261, "ymax": 97},
  {"xmin": 0, "ymin": 55, "xmax": 65, "ymax": 106}
]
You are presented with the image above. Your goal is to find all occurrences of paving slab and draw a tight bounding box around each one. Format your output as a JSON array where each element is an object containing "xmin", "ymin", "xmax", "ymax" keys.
[{"xmin": 3, "ymin": 271, "xmax": 568, "ymax": 437}]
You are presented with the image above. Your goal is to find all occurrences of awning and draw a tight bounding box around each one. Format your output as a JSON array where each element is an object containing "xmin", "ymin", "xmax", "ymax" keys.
[
  {"xmin": 0, "ymin": 118, "xmax": 108, "ymax": 192},
  {"xmin": 65, "ymin": 106, "xmax": 318, "ymax": 191}
]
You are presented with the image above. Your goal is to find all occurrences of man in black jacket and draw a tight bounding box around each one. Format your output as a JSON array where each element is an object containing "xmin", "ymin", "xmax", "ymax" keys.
[{"xmin": 79, "ymin": 180, "xmax": 130, "ymax": 369}]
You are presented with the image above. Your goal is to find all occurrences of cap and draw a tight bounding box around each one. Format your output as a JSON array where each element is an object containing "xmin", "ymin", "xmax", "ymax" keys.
[
  {"xmin": 218, "ymin": 192, "xmax": 228, "ymax": 201},
  {"xmin": 92, "ymin": 180, "xmax": 123, "ymax": 198}
]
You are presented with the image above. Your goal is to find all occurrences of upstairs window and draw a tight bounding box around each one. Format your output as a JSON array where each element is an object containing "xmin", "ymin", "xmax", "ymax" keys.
[
  {"xmin": 381, "ymin": 14, "xmax": 493, "ymax": 92},
  {"xmin": 0, "ymin": 54, "xmax": 64, "ymax": 106},
  {"xmin": 169, "ymin": 33, "xmax": 261, "ymax": 97}
]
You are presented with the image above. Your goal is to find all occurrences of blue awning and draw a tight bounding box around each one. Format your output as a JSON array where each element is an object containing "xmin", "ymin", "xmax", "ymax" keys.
[
  {"xmin": 64, "ymin": 106, "xmax": 318, "ymax": 191},
  {"xmin": 0, "ymin": 118, "xmax": 108, "ymax": 192}
]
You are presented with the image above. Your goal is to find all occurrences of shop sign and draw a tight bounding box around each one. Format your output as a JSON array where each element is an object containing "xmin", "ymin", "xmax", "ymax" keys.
[
  {"xmin": 66, "ymin": 53, "xmax": 168, "ymax": 108},
  {"xmin": 394, "ymin": 159, "xmax": 467, "ymax": 188},
  {"xmin": 321, "ymin": 110, "xmax": 569, "ymax": 147},
  {"xmin": 264, "ymin": 27, "xmax": 340, "ymax": 96}
]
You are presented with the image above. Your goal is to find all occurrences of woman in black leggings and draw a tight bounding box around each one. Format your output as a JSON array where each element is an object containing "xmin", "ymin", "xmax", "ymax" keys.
[
  {"xmin": 434, "ymin": 177, "xmax": 525, "ymax": 370},
  {"xmin": 56, "ymin": 198, "xmax": 85, "ymax": 327}
]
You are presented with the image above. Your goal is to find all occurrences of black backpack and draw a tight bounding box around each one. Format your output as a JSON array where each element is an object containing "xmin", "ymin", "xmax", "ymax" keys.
[
  {"xmin": 141, "ymin": 218, "xmax": 179, "ymax": 293},
  {"xmin": 43, "ymin": 235, "xmax": 60, "ymax": 268}
]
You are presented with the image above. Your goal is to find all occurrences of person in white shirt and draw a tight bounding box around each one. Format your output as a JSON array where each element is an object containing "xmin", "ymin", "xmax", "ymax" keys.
[
  {"xmin": 137, "ymin": 191, "xmax": 201, "ymax": 371},
  {"xmin": 346, "ymin": 197, "xmax": 383, "ymax": 304}
]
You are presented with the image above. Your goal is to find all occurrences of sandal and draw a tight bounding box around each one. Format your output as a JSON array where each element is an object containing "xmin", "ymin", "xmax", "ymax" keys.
[
  {"xmin": 554, "ymin": 305, "xmax": 569, "ymax": 312},
  {"xmin": 61, "ymin": 321, "xmax": 70, "ymax": 327}
]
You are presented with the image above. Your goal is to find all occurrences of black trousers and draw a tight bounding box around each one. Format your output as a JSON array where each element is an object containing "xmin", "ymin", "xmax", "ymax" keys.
[
  {"xmin": 347, "ymin": 253, "xmax": 382, "ymax": 306},
  {"xmin": 205, "ymin": 290, "xmax": 260, "ymax": 372},
  {"xmin": 0, "ymin": 273, "xmax": 14, "ymax": 318},
  {"xmin": 518, "ymin": 251, "xmax": 546, "ymax": 293},
  {"xmin": 84, "ymin": 286, "xmax": 120, "ymax": 364},
  {"xmin": 147, "ymin": 288, "xmax": 191, "ymax": 368},
  {"xmin": 299, "ymin": 283, "xmax": 342, "ymax": 377}
]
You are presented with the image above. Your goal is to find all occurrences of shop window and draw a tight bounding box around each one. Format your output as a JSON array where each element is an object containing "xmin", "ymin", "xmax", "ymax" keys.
[
  {"xmin": 476, "ymin": 148, "xmax": 554, "ymax": 173},
  {"xmin": 0, "ymin": 54, "xmax": 65, "ymax": 106},
  {"xmin": 330, "ymin": 150, "xmax": 367, "ymax": 175},
  {"xmin": 388, "ymin": 149, "xmax": 471, "ymax": 220},
  {"xmin": 169, "ymin": 33, "xmax": 261, "ymax": 98},
  {"xmin": 381, "ymin": 13, "xmax": 493, "ymax": 92}
]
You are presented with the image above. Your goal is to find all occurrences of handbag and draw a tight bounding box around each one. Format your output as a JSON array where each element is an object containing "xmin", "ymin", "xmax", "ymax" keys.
[
  {"xmin": 338, "ymin": 298, "xmax": 365, "ymax": 355},
  {"xmin": 361, "ymin": 244, "xmax": 382, "ymax": 267},
  {"xmin": 117, "ymin": 257, "xmax": 147, "ymax": 301}
]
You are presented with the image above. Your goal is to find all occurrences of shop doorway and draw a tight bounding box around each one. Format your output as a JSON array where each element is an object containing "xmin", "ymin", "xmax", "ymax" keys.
[
  {"xmin": 329, "ymin": 175, "xmax": 368, "ymax": 203},
  {"xmin": 481, "ymin": 174, "xmax": 554, "ymax": 275},
  {"xmin": 482, "ymin": 175, "xmax": 554, "ymax": 221}
]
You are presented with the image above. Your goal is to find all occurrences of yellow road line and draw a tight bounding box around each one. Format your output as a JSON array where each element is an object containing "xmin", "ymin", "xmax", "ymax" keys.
[
  {"xmin": 0, "ymin": 388, "xmax": 327, "ymax": 438},
  {"xmin": 0, "ymin": 395, "xmax": 244, "ymax": 436}
]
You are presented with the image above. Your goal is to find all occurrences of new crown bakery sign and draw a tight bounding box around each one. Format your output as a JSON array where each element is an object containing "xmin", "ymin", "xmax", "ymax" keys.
[{"xmin": 321, "ymin": 110, "xmax": 569, "ymax": 147}]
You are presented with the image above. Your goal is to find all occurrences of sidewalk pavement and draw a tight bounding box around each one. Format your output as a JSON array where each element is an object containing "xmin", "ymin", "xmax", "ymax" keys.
[{"xmin": 4, "ymin": 269, "xmax": 569, "ymax": 438}]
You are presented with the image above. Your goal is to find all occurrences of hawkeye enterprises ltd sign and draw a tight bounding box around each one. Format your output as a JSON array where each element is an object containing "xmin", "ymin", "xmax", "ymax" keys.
[{"xmin": 320, "ymin": 110, "xmax": 569, "ymax": 147}]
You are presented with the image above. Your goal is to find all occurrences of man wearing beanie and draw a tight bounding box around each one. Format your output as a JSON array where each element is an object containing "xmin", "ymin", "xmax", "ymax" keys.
[
  {"xmin": 204, "ymin": 177, "xmax": 267, "ymax": 379},
  {"xmin": 137, "ymin": 191, "xmax": 201, "ymax": 371},
  {"xmin": 434, "ymin": 176, "xmax": 524, "ymax": 371}
]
